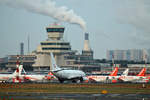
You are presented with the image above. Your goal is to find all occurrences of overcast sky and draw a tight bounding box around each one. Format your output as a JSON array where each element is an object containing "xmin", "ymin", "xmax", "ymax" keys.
[{"xmin": 0, "ymin": 0, "xmax": 150, "ymax": 59}]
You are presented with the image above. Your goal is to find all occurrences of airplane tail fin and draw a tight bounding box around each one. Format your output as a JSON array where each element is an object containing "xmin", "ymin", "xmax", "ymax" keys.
[
  {"xmin": 121, "ymin": 68, "xmax": 129, "ymax": 76},
  {"xmin": 50, "ymin": 52, "xmax": 61, "ymax": 71},
  {"xmin": 12, "ymin": 65, "xmax": 23, "ymax": 83},
  {"xmin": 12, "ymin": 55, "xmax": 23, "ymax": 82},
  {"xmin": 137, "ymin": 67, "xmax": 146, "ymax": 76},
  {"xmin": 109, "ymin": 67, "xmax": 118, "ymax": 76},
  {"xmin": 13, "ymin": 65, "xmax": 23, "ymax": 76},
  {"xmin": 48, "ymin": 72, "xmax": 53, "ymax": 75}
]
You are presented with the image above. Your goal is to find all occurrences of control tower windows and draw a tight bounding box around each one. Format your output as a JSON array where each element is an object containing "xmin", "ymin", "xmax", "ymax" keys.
[
  {"xmin": 46, "ymin": 28, "xmax": 64, "ymax": 33},
  {"xmin": 41, "ymin": 43, "xmax": 69, "ymax": 45},
  {"xmin": 42, "ymin": 47, "xmax": 71, "ymax": 50}
]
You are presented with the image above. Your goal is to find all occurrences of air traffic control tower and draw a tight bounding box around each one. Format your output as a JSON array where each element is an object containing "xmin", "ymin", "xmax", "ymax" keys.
[
  {"xmin": 40, "ymin": 23, "xmax": 71, "ymax": 53},
  {"xmin": 33, "ymin": 23, "xmax": 72, "ymax": 71}
]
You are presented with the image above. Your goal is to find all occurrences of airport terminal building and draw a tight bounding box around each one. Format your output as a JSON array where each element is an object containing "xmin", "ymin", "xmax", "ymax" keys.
[
  {"xmin": 5, "ymin": 23, "xmax": 103, "ymax": 72},
  {"xmin": 2, "ymin": 23, "xmax": 150, "ymax": 74}
]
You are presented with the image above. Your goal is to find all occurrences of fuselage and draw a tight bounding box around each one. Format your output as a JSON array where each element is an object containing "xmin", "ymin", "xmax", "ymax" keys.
[
  {"xmin": 0, "ymin": 74, "xmax": 14, "ymax": 81},
  {"xmin": 87, "ymin": 67, "xmax": 119, "ymax": 82},
  {"xmin": 87, "ymin": 75, "xmax": 119, "ymax": 82},
  {"xmin": 0, "ymin": 74, "xmax": 24, "ymax": 82},
  {"xmin": 50, "ymin": 53, "xmax": 86, "ymax": 83},
  {"xmin": 52, "ymin": 69, "xmax": 86, "ymax": 80},
  {"xmin": 119, "ymin": 75, "xmax": 147, "ymax": 82},
  {"xmin": 23, "ymin": 74, "xmax": 46, "ymax": 82}
]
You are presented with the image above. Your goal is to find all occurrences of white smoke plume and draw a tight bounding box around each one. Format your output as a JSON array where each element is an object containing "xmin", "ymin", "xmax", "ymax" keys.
[{"xmin": 0, "ymin": 0, "xmax": 86, "ymax": 30}]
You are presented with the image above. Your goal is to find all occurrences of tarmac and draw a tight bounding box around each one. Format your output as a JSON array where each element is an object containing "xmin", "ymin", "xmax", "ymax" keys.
[
  {"xmin": 0, "ymin": 83, "xmax": 150, "ymax": 100},
  {"xmin": 0, "ymin": 93, "xmax": 150, "ymax": 100}
]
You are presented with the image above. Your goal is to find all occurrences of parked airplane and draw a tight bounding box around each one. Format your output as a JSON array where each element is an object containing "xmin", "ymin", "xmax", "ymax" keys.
[
  {"xmin": 0, "ymin": 64, "xmax": 23, "ymax": 83},
  {"xmin": 87, "ymin": 67, "xmax": 119, "ymax": 83},
  {"xmin": 23, "ymin": 71, "xmax": 56, "ymax": 82},
  {"xmin": 45, "ymin": 72, "xmax": 57, "ymax": 81},
  {"xmin": 24, "ymin": 73, "xmax": 46, "ymax": 82},
  {"xmin": 50, "ymin": 52, "xmax": 87, "ymax": 83},
  {"xmin": 19, "ymin": 66, "xmax": 56, "ymax": 82},
  {"xmin": 119, "ymin": 67, "xmax": 148, "ymax": 83},
  {"xmin": 88, "ymin": 68, "xmax": 130, "ymax": 83}
]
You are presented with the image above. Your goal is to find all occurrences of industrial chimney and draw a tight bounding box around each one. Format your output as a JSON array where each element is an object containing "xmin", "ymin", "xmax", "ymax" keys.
[
  {"xmin": 83, "ymin": 33, "xmax": 90, "ymax": 51},
  {"xmin": 82, "ymin": 33, "xmax": 93, "ymax": 56},
  {"xmin": 20, "ymin": 42, "xmax": 24, "ymax": 55}
]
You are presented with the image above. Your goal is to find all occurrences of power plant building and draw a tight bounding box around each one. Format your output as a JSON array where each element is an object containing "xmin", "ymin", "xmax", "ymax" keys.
[{"xmin": 62, "ymin": 33, "xmax": 102, "ymax": 72}]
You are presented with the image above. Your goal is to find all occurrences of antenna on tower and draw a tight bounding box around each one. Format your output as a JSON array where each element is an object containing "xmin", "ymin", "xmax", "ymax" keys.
[{"xmin": 28, "ymin": 34, "xmax": 30, "ymax": 54}]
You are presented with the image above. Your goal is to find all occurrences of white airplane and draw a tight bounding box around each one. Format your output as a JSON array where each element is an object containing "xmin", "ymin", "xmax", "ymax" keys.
[
  {"xmin": 50, "ymin": 52, "xmax": 87, "ymax": 83},
  {"xmin": 19, "ymin": 66, "xmax": 56, "ymax": 82},
  {"xmin": 0, "ymin": 64, "xmax": 23, "ymax": 83},
  {"xmin": 87, "ymin": 67, "xmax": 119, "ymax": 83},
  {"xmin": 87, "ymin": 68, "xmax": 130, "ymax": 83},
  {"xmin": 23, "ymin": 74, "xmax": 46, "ymax": 82},
  {"xmin": 23, "ymin": 71, "xmax": 56, "ymax": 82},
  {"xmin": 22, "ymin": 67, "xmax": 56, "ymax": 82},
  {"xmin": 119, "ymin": 67, "xmax": 148, "ymax": 83}
]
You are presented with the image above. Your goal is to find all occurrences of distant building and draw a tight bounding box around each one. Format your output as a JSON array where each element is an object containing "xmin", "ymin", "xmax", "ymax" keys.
[
  {"xmin": 107, "ymin": 50, "xmax": 126, "ymax": 61},
  {"xmin": 6, "ymin": 55, "xmax": 36, "ymax": 71},
  {"xmin": 107, "ymin": 49, "xmax": 149, "ymax": 62},
  {"xmin": 0, "ymin": 57, "xmax": 8, "ymax": 70}
]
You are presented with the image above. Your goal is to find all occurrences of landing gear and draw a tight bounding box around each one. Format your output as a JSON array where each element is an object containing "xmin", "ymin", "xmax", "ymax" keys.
[
  {"xmin": 2, "ymin": 81, "xmax": 5, "ymax": 83},
  {"xmin": 80, "ymin": 77, "xmax": 83, "ymax": 83},
  {"xmin": 72, "ymin": 80, "xmax": 77, "ymax": 83},
  {"xmin": 58, "ymin": 78, "xmax": 64, "ymax": 83}
]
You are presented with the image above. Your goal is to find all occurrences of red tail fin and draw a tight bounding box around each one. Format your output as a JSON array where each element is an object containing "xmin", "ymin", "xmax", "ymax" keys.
[
  {"xmin": 109, "ymin": 67, "xmax": 118, "ymax": 76},
  {"xmin": 48, "ymin": 72, "xmax": 53, "ymax": 75},
  {"xmin": 137, "ymin": 67, "xmax": 146, "ymax": 76},
  {"xmin": 46, "ymin": 72, "xmax": 54, "ymax": 80}
]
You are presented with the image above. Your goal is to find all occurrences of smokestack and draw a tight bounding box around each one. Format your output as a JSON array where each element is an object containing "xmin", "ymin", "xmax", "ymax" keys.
[
  {"xmin": 20, "ymin": 42, "xmax": 24, "ymax": 55},
  {"xmin": 28, "ymin": 34, "xmax": 30, "ymax": 54},
  {"xmin": 83, "ymin": 33, "xmax": 90, "ymax": 51}
]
